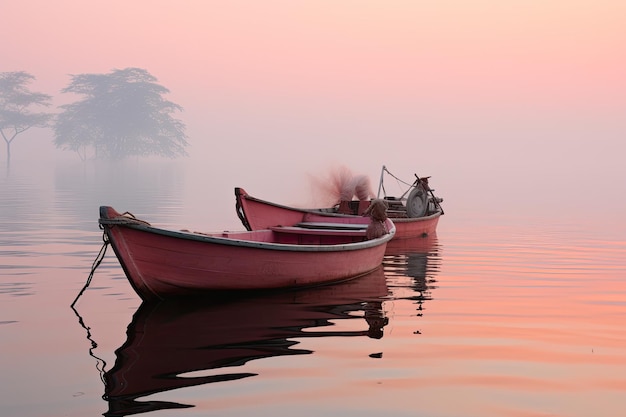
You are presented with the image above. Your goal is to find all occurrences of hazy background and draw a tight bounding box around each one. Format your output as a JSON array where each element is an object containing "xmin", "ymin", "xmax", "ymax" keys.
[
  {"xmin": 2, "ymin": 5, "xmax": 626, "ymax": 415},
  {"xmin": 2, "ymin": 1, "xmax": 625, "ymax": 232}
]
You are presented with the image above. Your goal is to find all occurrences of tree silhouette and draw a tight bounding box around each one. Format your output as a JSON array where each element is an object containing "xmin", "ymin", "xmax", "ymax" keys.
[
  {"xmin": 54, "ymin": 68, "xmax": 188, "ymax": 160},
  {"xmin": 0, "ymin": 71, "xmax": 53, "ymax": 165}
]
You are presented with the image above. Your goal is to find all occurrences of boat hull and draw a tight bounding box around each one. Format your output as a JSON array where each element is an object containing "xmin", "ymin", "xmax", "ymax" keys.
[
  {"xmin": 385, "ymin": 212, "xmax": 440, "ymax": 239},
  {"xmin": 100, "ymin": 206, "xmax": 394, "ymax": 301}
]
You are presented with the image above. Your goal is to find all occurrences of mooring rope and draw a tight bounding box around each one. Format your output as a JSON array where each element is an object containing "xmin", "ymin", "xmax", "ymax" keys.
[
  {"xmin": 71, "ymin": 231, "xmax": 110, "ymax": 308},
  {"xmin": 70, "ymin": 302, "xmax": 108, "ymax": 385},
  {"xmin": 70, "ymin": 235, "xmax": 109, "ymax": 384},
  {"xmin": 72, "ymin": 211, "xmax": 147, "ymax": 308}
]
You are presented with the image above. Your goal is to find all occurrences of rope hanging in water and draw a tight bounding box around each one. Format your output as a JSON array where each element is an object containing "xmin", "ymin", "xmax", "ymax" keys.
[
  {"xmin": 71, "ymin": 231, "xmax": 109, "ymax": 308},
  {"xmin": 71, "ymin": 211, "xmax": 145, "ymax": 307}
]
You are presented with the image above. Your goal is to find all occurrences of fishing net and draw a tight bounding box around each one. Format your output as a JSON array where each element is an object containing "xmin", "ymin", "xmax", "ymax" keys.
[{"xmin": 365, "ymin": 199, "xmax": 389, "ymax": 239}]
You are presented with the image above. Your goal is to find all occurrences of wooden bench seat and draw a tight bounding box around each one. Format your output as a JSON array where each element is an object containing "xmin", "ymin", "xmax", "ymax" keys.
[
  {"xmin": 294, "ymin": 222, "xmax": 368, "ymax": 230},
  {"xmin": 270, "ymin": 224, "xmax": 367, "ymax": 237}
]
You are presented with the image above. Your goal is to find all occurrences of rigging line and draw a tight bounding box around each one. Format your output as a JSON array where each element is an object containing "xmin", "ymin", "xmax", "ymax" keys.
[
  {"xmin": 71, "ymin": 232, "xmax": 109, "ymax": 308},
  {"xmin": 384, "ymin": 167, "xmax": 415, "ymax": 188}
]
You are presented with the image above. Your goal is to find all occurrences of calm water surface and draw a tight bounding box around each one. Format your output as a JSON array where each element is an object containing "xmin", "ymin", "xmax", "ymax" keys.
[{"xmin": 1, "ymin": 161, "xmax": 625, "ymax": 417}]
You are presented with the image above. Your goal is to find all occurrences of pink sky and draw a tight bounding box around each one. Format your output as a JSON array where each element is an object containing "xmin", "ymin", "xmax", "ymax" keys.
[
  {"xmin": 6, "ymin": 2, "xmax": 624, "ymax": 99},
  {"xmin": 3, "ymin": 1, "xmax": 625, "ymax": 223}
]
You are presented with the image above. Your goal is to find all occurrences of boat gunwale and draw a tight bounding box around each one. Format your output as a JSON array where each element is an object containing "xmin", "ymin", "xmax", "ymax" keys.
[
  {"xmin": 238, "ymin": 189, "xmax": 356, "ymax": 217},
  {"xmin": 236, "ymin": 187, "xmax": 443, "ymax": 221},
  {"xmin": 100, "ymin": 209, "xmax": 396, "ymax": 253}
]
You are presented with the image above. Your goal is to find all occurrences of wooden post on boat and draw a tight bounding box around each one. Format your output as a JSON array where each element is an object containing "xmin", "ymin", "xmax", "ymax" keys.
[{"xmin": 376, "ymin": 165, "xmax": 386, "ymax": 198}]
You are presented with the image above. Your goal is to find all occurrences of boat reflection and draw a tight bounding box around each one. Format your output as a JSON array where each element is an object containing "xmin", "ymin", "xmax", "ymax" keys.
[
  {"xmin": 102, "ymin": 266, "xmax": 389, "ymax": 416},
  {"xmin": 383, "ymin": 234, "xmax": 441, "ymax": 309}
]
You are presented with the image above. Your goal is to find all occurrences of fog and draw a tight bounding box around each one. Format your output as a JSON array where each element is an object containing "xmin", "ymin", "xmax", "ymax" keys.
[{"xmin": 3, "ymin": 1, "xmax": 625, "ymax": 232}]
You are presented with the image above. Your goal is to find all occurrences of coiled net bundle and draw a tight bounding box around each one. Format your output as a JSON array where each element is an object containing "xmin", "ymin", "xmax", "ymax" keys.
[{"xmin": 364, "ymin": 199, "xmax": 389, "ymax": 239}]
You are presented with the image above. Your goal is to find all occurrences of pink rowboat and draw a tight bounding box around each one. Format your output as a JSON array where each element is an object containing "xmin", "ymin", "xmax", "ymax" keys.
[
  {"xmin": 99, "ymin": 206, "xmax": 395, "ymax": 301},
  {"xmin": 235, "ymin": 166, "xmax": 444, "ymax": 240}
]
